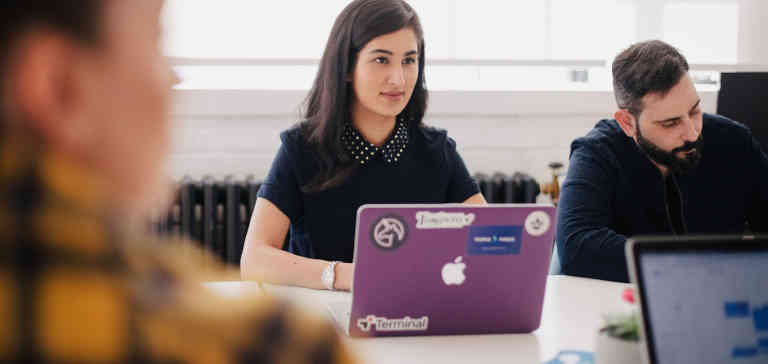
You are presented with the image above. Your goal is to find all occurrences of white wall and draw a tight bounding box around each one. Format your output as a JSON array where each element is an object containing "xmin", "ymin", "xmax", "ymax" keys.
[
  {"xmin": 738, "ymin": 0, "xmax": 768, "ymax": 64},
  {"xmin": 166, "ymin": 0, "xmax": 766, "ymax": 203},
  {"xmin": 169, "ymin": 114, "xmax": 598, "ymax": 185},
  {"xmin": 168, "ymin": 90, "xmax": 719, "ymax": 188}
]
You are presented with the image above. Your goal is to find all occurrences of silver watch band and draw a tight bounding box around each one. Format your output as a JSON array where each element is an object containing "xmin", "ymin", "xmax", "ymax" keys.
[{"xmin": 321, "ymin": 261, "xmax": 340, "ymax": 290}]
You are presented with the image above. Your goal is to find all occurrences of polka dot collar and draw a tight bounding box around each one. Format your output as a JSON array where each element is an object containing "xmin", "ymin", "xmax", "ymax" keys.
[{"xmin": 342, "ymin": 119, "xmax": 409, "ymax": 166}]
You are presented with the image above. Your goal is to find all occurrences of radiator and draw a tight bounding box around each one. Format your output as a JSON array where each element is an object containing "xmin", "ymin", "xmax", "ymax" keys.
[{"xmin": 150, "ymin": 172, "xmax": 539, "ymax": 265}]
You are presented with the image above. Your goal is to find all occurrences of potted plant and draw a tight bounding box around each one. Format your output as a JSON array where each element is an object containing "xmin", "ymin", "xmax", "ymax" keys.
[{"xmin": 595, "ymin": 288, "xmax": 643, "ymax": 364}]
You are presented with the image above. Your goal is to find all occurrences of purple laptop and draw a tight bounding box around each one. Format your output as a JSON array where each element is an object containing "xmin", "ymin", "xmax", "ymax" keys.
[{"xmin": 328, "ymin": 204, "xmax": 555, "ymax": 337}]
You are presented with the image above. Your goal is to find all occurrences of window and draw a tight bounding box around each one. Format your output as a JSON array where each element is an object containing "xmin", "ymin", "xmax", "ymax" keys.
[
  {"xmin": 663, "ymin": 2, "xmax": 739, "ymax": 64},
  {"xmin": 163, "ymin": 0, "xmax": 351, "ymax": 59},
  {"xmin": 165, "ymin": 0, "xmax": 746, "ymax": 91}
]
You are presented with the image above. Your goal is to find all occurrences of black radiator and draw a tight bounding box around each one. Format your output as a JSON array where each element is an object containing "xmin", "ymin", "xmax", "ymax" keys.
[{"xmin": 150, "ymin": 173, "xmax": 539, "ymax": 265}]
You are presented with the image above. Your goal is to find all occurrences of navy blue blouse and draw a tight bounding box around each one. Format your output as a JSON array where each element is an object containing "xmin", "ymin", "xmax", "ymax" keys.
[{"xmin": 257, "ymin": 122, "xmax": 480, "ymax": 262}]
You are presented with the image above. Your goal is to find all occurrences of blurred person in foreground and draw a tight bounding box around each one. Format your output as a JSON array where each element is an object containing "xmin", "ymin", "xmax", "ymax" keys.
[{"xmin": 0, "ymin": 0, "xmax": 355, "ymax": 363}]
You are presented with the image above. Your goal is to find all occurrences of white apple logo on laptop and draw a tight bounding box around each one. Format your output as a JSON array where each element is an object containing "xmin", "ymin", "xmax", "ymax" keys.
[{"xmin": 441, "ymin": 256, "xmax": 466, "ymax": 286}]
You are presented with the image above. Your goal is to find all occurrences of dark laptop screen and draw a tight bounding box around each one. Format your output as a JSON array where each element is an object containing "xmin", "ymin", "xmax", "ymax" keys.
[{"xmin": 638, "ymin": 249, "xmax": 768, "ymax": 364}]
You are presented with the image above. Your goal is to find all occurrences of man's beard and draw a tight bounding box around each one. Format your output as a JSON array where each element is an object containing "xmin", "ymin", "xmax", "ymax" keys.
[{"xmin": 636, "ymin": 125, "xmax": 703, "ymax": 174}]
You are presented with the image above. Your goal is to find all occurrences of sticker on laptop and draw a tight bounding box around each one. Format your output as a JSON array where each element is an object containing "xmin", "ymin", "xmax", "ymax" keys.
[
  {"xmin": 415, "ymin": 211, "xmax": 475, "ymax": 229},
  {"xmin": 441, "ymin": 256, "xmax": 467, "ymax": 285},
  {"xmin": 356, "ymin": 315, "xmax": 429, "ymax": 332},
  {"xmin": 370, "ymin": 215, "xmax": 409, "ymax": 250},
  {"xmin": 543, "ymin": 350, "xmax": 594, "ymax": 364},
  {"xmin": 467, "ymin": 226, "xmax": 522, "ymax": 255},
  {"xmin": 524, "ymin": 210, "xmax": 551, "ymax": 237}
]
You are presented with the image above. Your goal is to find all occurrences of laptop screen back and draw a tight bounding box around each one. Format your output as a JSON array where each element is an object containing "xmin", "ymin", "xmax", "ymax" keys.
[{"xmin": 637, "ymin": 247, "xmax": 768, "ymax": 364}]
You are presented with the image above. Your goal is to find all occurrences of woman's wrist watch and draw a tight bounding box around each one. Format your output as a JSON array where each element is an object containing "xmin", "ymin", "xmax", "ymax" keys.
[{"xmin": 321, "ymin": 261, "xmax": 340, "ymax": 290}]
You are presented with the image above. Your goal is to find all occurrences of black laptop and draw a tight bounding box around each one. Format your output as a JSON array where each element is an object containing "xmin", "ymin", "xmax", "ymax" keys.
[{"xmin": 626, "ymin": 235, "xmax": 768, "ymax": 364}]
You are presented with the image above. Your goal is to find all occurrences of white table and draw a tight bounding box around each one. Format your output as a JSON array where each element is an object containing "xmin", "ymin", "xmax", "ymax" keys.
[{"xmin": 206, "ymin": 276, "xmax": 633, "ymax": 364}]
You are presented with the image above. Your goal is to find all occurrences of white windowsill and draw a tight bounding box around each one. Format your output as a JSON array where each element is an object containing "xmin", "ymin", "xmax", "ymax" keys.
[{"xmin": 172, "ymin": 88, "xmax": 720, "ymax": 118}]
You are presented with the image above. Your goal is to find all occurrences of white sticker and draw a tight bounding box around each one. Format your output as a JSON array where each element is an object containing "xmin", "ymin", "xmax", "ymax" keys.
[
  {"xmin": 525, "ymin": 211, "xmax": 551, "ymax": 237},
  {"xmin": 357, "ymin": 315, "xmax": 429, "ymax": 332},
  {"xmin": 415, "ymin": 211, "xmax": 475, "ymax": 229},
  {"xmin": 372, "ymin": 216, "xmax": 407, "ymax": 250}
]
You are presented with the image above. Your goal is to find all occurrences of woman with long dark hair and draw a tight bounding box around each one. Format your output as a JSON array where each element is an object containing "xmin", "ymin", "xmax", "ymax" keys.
[{"xmin": 241, "ymin": 0, "xmax": 485, "ymax": 290}]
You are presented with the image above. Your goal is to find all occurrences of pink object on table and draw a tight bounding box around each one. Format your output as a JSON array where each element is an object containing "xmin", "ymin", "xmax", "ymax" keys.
[{"xmin": 622, "ymin": 287, "xmax": 635, "ymax": 304}]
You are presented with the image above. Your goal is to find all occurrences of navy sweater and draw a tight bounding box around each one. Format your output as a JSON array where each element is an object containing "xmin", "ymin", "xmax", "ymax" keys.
[
  {"xmin": 556, "ymin": 113, "xmax": 768, "ymax": 282},
  {"xmin": 258, "ymin": 123, "xmax": 480, "ymax": 263}
]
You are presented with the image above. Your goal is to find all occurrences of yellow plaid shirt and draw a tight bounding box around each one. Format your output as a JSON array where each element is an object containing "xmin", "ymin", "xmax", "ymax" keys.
[{"xmin": 0, "ymin": 132, "xmax": 355, "ymax": 364}]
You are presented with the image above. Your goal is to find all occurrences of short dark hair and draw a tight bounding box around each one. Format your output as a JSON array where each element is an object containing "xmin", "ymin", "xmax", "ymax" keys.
[
  {"xmin": 301, "ymin": 0, "xmax": 427, "ymax": 192},
  {"xmin": 612, "ymin": 40, "xmax": 689, "ymax": 118},
  {"xmin": 0, "ymin": 0, "xmax": 104, "ymax": 128}
]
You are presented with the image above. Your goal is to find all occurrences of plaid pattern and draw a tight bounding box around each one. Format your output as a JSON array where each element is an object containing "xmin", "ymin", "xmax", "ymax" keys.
[{"xmin": 0, "ymin": 132, "xmax": 355, "ymax": 364}]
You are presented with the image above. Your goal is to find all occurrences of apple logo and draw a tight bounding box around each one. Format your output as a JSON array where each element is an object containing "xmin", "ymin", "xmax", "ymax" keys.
[{"xmin": 441, "ymin": 256, "xmax": 467, "ymax": 286}]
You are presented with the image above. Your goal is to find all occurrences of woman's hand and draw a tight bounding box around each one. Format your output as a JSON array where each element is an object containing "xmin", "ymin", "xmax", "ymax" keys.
[{"xmin": 334, "ymin": 262, "xmax": 355, "ymax": 291}]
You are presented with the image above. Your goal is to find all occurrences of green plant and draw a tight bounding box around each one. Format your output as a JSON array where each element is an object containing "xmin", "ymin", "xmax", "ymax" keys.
[{"xmin": 600, "ymin": 312, "xmax": 640, "ymax": 341}]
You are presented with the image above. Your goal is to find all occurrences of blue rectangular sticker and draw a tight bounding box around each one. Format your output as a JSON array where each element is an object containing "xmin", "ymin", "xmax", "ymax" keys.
[
  {"xmin": 755, "ymin": 305, "xmax": 768, "ymax": 332},
  {"xmin": 725, "ymin": 302, "xmax": 750, "ymax": 318},
  {"xmin": 467, "ymin": 225, "xmax": 522, "ymax": 255},
  {"xmin": 732, "ymin": 347, "xmax": 758, "ymax": 358}
]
